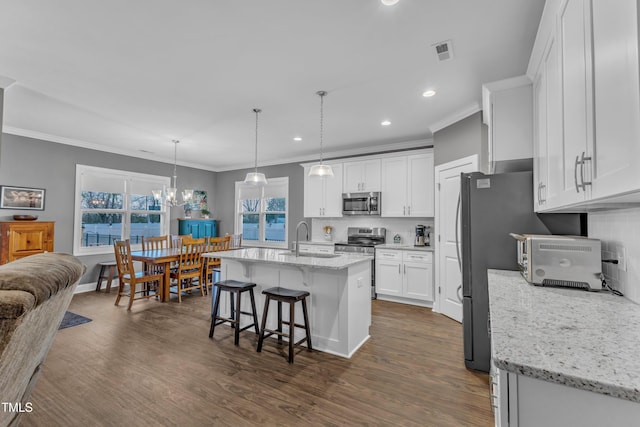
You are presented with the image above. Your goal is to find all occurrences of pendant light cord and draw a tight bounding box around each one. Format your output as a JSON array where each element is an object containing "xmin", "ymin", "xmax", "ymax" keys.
[
  {"xmin": 317, "ymin": 91, "xmax": 327, "ymax": 164},
  {"xmin": 253, "ymin": 108, "xmax": 261, "ymax": 172}
]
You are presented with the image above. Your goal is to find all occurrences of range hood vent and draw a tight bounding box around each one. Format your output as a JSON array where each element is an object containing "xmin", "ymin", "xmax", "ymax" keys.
[{"xmin": 433, "ymin": 40, "xmax": 453, "ymax": 61}]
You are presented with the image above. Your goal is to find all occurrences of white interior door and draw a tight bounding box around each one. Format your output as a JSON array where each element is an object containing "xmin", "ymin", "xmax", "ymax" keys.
[{"xmin": 434, "ymin": 155, "xmax": 478, "ymax": 322}]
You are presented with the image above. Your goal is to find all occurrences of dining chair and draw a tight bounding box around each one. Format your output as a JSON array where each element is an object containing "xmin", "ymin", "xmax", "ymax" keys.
[
  {"xmin": 170, "ymin": 234, "xmax": 184, "ymax": 248},
  {"xmin": 141, "ymin": 235, "xmax": 169, "ymax": 276},
  {"xmin": 203, "ymin": 235, "xmax": 231, "ymax": 295},
  {"xmin": 227, "ymin": 233, "xmax": 242, "ymax": 249},
  {"xmin": 113, "ymin": 239, "xmax": 165, "ymax": 310},
  {"xmin": 169, "ymin": 238, "xmax": 207, "ymax": 302}
]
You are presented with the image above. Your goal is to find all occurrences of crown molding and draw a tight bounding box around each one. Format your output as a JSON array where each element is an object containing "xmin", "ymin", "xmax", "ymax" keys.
[
  {"xmin": 2, "ymin": 126, "xmax": 217, "ymax": 172},
  {"xmin": 214, "ymin": 138, "xmax": 434, "ymax": 172},
  {"xmin": 428, "ymin": 102, "xmax": 482, "ymax": 134},
  {"xmin": 0, "ymin": 76, "xmax": 16, "ymax": 89}
]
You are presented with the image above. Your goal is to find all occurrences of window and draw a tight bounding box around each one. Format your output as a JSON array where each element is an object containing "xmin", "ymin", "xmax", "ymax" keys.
[
  {"xmin": 235, "ymin": 177, "xmax": 288, "ymax": 248},
  {"xmin": 74, "ymin": 165, "xmax": 170, "ymax": 255}
]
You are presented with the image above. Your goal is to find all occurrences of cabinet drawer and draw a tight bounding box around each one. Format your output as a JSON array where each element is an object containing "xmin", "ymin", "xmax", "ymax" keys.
[
  {"xmin": 376, "ymin": 250, "xmax": 402, "ymax": 261},
  {"xmin": 402, "ymin": 251, "xmax": 432, "ymax": 263},
  {"xmin": 298, "ymin": 243, "xmax": 334, "ymax": 254}
]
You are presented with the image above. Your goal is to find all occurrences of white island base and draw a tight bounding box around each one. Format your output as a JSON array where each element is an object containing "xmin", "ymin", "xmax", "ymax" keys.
[{"xmin": 216, "ymin": 255, "xmax": 372, "ymax": 358}]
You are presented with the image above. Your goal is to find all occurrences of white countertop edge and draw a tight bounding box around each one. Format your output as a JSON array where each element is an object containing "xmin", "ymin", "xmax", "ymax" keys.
[
  {"xmin": 204, "ymin": 248, "xmax": 372, "ymax": 270},
  {"xmin": 488, "ymin": 269, "xmax": 640, "ymax": 403}
]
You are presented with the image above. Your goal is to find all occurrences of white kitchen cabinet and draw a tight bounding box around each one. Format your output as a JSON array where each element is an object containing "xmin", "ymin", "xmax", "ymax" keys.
[
  {"xmin": 589, "ymin": 0, "xmax": 640, "ymax": 200},
  {"xmin": 533, "ymin": 23, "xmax": 564, "ymax": 211},
  {"xmin": 375, "ymin": 249, "xmax": 433, "ymax": 305},
  {"xmin": 482, "ymin": 77, "xmax": 533, "ymax": 174},
  {"xmin": 530, "ymin": 0, "xmax": 640, "ymax": 212},
  {"xmin": 381, "ymin": 150, "xmax": 434, "ymax": 217},
  {"xmin": 556, "ymin": 0, "xmax": 593, "ymax": 206},
  {"xmin": 492, "ymin": 366, "xmax": 640, "ymax": 426},
  {"xmin": 303, "ymin": 163, "xmax": 343, "ymax": 217},
  {"xmin": 343, "ymin": 159, "xmax": 381, "ymax": 193},
  {"xmin": 375, "ymin": 250, "xmax": 402, "ymax": 296}
]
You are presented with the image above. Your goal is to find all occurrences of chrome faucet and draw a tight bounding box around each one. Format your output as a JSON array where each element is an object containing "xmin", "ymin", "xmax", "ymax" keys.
[{"xmin": 295, "ymin": 221, "xmax": 310, "ymax": 257}]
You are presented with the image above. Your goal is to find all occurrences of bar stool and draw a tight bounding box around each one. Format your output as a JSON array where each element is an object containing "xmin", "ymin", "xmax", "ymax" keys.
[
  {"xmin": 209, "ymin": 280, "xmax": 260, "ymax": 345},
  {"xmin": 257, "ymin": 287, "xmax": 312, "ymax": 364},
  {"xmin": 95, "ymin": 261, "xmax": 118, "ymax": 292}
]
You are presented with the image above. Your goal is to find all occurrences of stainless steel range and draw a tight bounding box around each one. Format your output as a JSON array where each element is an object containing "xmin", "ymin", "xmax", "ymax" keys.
[{"xmin": 334, "ymin": 227, "xmax": 386, "ymax": 299}]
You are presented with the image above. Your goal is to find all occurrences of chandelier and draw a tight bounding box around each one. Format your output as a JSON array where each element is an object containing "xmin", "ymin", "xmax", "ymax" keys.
[
  {"xmin": 308, "ymin": 90, "xmax": 334, "ymax": 178},
  {"xmin": 152, "ymin": 140, "xmax": 193, "ymax": 207},
  {"xmin": 244, "ymin": 108, "xmax": 268, "ymax": 185}
]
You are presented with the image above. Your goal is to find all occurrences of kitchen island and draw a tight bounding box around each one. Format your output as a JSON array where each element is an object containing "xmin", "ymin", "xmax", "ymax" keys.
[
  {"xmin": 488, "ymin": 269, "xmax": 640, "ymax": 426},
  {"xmin": 204, "ymin": 248, "xmax": 373, "ymax": 358}
]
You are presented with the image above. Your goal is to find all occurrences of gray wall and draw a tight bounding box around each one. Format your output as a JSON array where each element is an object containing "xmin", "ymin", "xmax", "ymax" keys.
[
  {"xmin": 433, "ymin": 111, "xmax": 488, "ymax": 169},
  {"xmin": 0, "ymin": 133, "xmax": 216, "ymax": 284},
  {"xmin": 214, "ymin": 162, "xmax": 306, "ymax": 248}
]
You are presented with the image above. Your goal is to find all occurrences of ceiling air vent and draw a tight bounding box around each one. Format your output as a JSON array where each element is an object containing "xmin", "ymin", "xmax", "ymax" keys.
[{"xmin": 433, "ymin": 40, "xmax": 453, "ymax": 61}]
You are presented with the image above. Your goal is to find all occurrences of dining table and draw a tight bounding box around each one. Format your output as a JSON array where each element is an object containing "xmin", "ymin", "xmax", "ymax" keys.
[{"xmin": 130, "ymin": 248, "xmax": 182, "ymax": 302}]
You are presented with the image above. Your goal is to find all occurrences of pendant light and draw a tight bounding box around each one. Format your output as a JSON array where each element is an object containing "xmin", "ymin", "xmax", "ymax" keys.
[
  {"xmin": 152, "ymin": 140, "xmax": 193, "ymax": 207},
  {"xmin": 308, "ymin": 91, "xmax": 334, "ymax": 178},
  {"xmin": 244, "ymin": 108, "xmax": 268, "ymax": 185}
]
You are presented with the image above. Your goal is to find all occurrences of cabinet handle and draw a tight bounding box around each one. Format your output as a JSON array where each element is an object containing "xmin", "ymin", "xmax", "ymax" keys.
[
  {"xmin": 398, "ymin": 265, "xmax": 401, "ymax": 274},
  {"xmin": 403, "ymin": 206, "xmax": 406, "ymax": 216},
  {"xmin": 580, "ymin": 151, "xmax": 592, "ymax": 190},
  {"xmin": 404, "ymin": 264, "xmax": 406, "ymax": 274},
  {"xmin": 407, "ymin": 206, "xmax": 411, "ymax": 215},
  {"xmin": 574, "ymin": 155, "xmax": 581, "ymax": 193},
  {"xmin": 537, "ymin": 182, "xmax": 541, "ymax": 203},
  {"xmin": 540, "ymin": 183, "xmax": 546, "ymax": 203}
]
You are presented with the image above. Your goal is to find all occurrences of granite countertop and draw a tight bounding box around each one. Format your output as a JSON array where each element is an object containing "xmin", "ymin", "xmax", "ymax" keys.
[
  {"xmin": 375, "ymin": 244, "xmax": 434, "ymax": 252},
  {"xmin": 488, "ymin": 269, "xmax": 640, "ymax": 403},
  {"xmin": 204, "ymin": 248, "xmax": 372, "ymax": 270}
]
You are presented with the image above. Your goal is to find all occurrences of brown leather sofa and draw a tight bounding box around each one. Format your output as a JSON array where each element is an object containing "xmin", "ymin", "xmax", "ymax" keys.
[{"xmin": 0, "ymin": 253, "xmax": 85, "ymax": 427}]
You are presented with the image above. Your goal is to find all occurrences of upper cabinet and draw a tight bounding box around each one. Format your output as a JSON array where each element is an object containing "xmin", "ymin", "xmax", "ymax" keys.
[
  {"xmin": 343, "ymin": 159, "xmax": 381, "ymax": 193},
  {"xmin": 529, "ymin": 0, "xmax": 640, "ymax": 212},
  {"xmin": 381, "ymin": 150, "xmax": 434, "ymax": 217},
  {"xmin": 303, "ymin": 163, "xmax": 343, "ymax": 218},
  {"xmin": 482, "ymin": 76, "xmax": 533, "ymax": 174}
]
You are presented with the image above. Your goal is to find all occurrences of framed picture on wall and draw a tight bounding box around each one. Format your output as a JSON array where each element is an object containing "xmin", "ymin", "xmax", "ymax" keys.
[{"xmin": 0, "ymin": 186, "xmax": 46, "ymax": 210}]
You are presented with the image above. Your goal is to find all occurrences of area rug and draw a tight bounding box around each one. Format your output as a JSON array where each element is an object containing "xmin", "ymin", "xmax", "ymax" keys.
[{"xmin": 59, "ymin": 311, "xmax": 92, "ymax": 330}]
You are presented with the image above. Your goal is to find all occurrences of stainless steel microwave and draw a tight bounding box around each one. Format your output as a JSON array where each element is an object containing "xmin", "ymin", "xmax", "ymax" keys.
[{"xmin": 342, "ymin": 192, "xmax": 381, "ymax": 216}]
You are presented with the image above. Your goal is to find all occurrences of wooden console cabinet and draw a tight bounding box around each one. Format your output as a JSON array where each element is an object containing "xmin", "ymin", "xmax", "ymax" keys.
[{"xmin": 0, "ymin": 221, "xmax": 55, "ymax": 264}]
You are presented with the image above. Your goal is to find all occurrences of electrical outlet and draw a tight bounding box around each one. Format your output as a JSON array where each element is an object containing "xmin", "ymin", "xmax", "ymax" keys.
[{"xmin": 617, "ymin": 247, "xmax": 627, "ymax": 272}]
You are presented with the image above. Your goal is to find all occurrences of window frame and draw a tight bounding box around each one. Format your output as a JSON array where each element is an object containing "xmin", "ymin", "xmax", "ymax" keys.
[
  {"xmin": 234, "ymin": 177, "xmax": 289, "ymax": 248},
  {"xmin": 73, "ymin": 165, "xmax": 170, "ymax": 256}
]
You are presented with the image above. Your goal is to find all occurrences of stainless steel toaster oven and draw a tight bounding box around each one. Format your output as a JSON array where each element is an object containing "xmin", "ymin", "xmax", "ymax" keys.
[{"xmin": 510, "ymin": 234, "xmax": 602, "ymax": 291}]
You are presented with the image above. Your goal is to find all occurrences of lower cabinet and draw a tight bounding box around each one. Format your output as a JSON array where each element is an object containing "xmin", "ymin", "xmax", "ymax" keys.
[
  {"xmin": 375, "ymin": 249, "xmax": 433, "ymax": 306},
  {"xmin": 492, "ymin": 365, "xmax": 640, "ymax": 426},
  {"xmin": 177, "ymin": 219, "xmax": 218, "ymax": 238}
]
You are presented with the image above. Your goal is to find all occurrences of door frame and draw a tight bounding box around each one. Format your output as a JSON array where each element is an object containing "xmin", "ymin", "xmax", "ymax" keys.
[{"xmin": 433, "ymin": 154, "xmax": 479, "ymax": 316}]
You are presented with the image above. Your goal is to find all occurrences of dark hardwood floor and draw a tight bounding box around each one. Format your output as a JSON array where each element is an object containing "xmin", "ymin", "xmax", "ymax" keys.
[{"xmin": 21, "ymin": 290, "xmax": 493, "ymax": 426}]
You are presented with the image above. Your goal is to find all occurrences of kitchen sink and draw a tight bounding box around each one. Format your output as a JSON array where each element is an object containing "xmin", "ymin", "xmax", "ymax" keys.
[{"xmin": 281, "ymin": 251, "xmax": 341, "ymax": 259}]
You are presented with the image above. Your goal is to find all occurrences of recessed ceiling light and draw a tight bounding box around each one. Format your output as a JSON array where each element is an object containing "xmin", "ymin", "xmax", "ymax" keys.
[
  {"xmin": 293, "ymin": 137, "xmax": 302, "ymax": 142},
  {"xmin": 422, "ymin": 89, "xmax": 437, "ymax": 97},
  {"xmin": 381, "ymin": 120, "xmax": 391, "ymax": 126},
  {"xmin": 381, "ymin": 0, "xmax": 399, "ymax": 5}
]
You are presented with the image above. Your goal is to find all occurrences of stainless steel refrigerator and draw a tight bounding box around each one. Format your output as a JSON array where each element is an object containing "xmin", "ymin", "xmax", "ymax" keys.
[{"xmin": 460, "ymin": 171, "xmax": 585, "ymax": 372}]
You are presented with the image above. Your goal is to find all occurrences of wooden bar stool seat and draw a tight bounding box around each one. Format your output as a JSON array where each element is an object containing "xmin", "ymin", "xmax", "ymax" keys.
[
  {"xmin": 256, "ymin": 287, "xmax": 312, "ymax": 364},
  {"xmin": 96, "ymin": 261, "xmax": 118, "ymax": 292},
  {"xmin": 209, "ymin": 280, "xmax": 260, "ymax": 345}
]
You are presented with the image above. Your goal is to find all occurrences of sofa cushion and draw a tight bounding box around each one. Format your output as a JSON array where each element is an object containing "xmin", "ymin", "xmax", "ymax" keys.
[{"xmin": 0, "ymin": 253, "xmax": 85, "ymax": 309}]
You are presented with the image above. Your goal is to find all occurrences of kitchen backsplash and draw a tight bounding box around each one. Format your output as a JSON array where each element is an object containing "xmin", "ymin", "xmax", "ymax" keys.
[
  {"xmin": 589, "ymin": 207, "xmax": 640, "ymax": 304},
  {"xmin": 310, "ymin": 217, "xmax": 434, "ymax": 247}
]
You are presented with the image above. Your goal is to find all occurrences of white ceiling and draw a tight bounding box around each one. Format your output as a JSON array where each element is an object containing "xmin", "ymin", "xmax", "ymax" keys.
[{"xmin": 0, "ymin": 0, "xmax": 544, "ymax": 172}]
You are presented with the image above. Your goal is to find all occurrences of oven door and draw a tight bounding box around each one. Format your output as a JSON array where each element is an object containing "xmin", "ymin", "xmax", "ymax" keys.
[{"xmin": 342, "ymin": 194, "xmax": 371, "ymax": 215}]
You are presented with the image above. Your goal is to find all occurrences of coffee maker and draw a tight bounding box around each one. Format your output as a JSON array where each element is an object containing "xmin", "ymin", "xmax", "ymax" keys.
[{"xmin": 415, "ymin": 225, "xmax": 426, "ymax": 246}]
